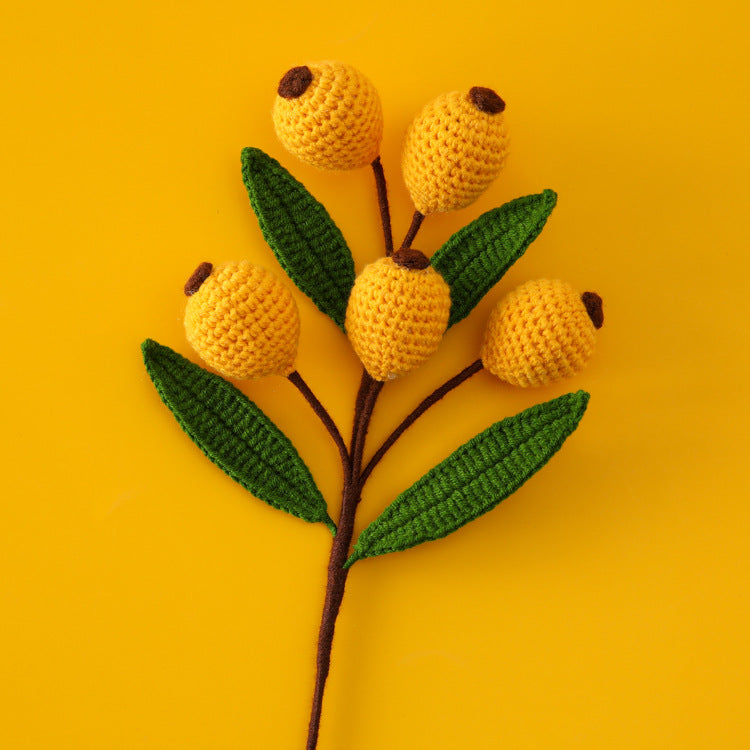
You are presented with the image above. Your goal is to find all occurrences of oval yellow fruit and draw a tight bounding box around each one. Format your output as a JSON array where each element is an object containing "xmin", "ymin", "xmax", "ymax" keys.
[
  {"xmin": 481, "ymin": 279, "xmax": 602, "ymax": 387},
  {"xmin": 184, "ymin": 261, "xmax": 300, "ymax": 380},
  {"xmin": 345, "ymin": 251, "xmax": 451, "ymax": 381},
  {"xmin": 402, "ymin": 87, "xmax": 509, "ymax": 214},
  {"xmin": 273, "ymin": 61, "xmax": 383, "ymax": 171}
]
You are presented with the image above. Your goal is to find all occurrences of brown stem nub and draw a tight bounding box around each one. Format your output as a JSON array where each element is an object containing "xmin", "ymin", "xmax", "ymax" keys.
[
  {"xmin": 371, "ymin": 157, "xmax": 394, "ymax": 256},
  {"xmin": 469, "ymin": 86, "xmax": 505, "ymax": 114},
  {"xmin": 582, "ymin": 292, "xmax": 604, "ymax": 329},
  {"xmin": 184, "ymin": 262, "xmax": 213, "ymax": 296},
  {"xmin": 359, "ymin": 359, "xmax": 484, "ymax": 486},
  {"xmin": 306, "ymin": 370, "xmax": 383, "ymax": 750},
  {"xmin": 278, "ymin": 66, "xmax": 313, "ymax": 99},
  {"xmin": 392, "ymin": 248, "xmax": 429, "ymax": 270},
  {"xmin": 287, "ymin": 371, "xmax": 350, "ymax": 472},
  {"xmin": 401, "ymin": 210, "xmax": 425, "ymax": 250}
]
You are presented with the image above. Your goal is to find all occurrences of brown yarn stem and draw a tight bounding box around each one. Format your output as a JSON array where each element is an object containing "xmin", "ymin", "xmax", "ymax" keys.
[
  {"xmin": 306, "ymin": 369, "xmax": 383, "ymax": 750},
  {"xmin": 400, "ymin": 210, "xmax": 425, "ymax": 250},
  {"xmin": 359, "ymin": 359, "xmax": 483, "ymax": 486},
  {"xmin": 288, "ymin": 370, "xmax": 350, "ymax": 471},
  {"xmin": 371, "ymin": 157, "xmax": 394, "ymax": 256}
]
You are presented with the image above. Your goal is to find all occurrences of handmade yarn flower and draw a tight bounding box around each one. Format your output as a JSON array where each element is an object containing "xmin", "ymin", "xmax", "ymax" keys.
[{"xmin": 142, "ymin": 61, "xmax": 604, "ymax": 750}]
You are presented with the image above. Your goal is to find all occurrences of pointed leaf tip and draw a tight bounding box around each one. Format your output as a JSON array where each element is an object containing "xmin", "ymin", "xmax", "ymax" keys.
[
  {"xmin": 240, "ymin": 147, "xmax": 355, "ymax": 331},
  {"xmin": 431, "ymin": 190, "xmax": 559, "ymax": 328},
  {"xmin": 241, "ymin": 146, "xmax": 259, "ymax": 160},
  {"xmin": 541, "ymin": 188, "xmax": 558, "ymax": 208},
  {"xmin": 568, "ymin": 390, "xmax": 590, "ymax": 421},
  {"xmin": 241, "ymin": 146, "xmax": 265, "ymax": 171}
]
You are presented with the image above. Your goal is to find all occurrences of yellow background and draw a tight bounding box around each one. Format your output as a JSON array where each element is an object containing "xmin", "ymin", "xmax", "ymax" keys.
[{"xmin": 2, "ymin": 0, "xmax": 750, "ymax": 747}]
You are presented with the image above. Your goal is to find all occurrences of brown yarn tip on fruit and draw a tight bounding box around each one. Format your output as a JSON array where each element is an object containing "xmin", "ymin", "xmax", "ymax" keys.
[
  {"xmin": 392, "ymin": 248, "xmax": 430, "ymax": 270},
  {"xmin": 469, "ymin": 86, "xmax": 506, "ymax": 114},
  {"xmin": 582, "ymin": 292, "xmax": 604, "ymax": 329},
  {"xmin": 273, "ymin": 61, "xmax": 383, "ymax": 170},
  {"xmin": 402, "ymin": 89, "xmax": 509, "ymax": 214},
  {"xmin": 184, "ymin": 262, "xmax": 213, "ymax": 296},
  {"xmin": 278, "ymin": 66, "xmax": 313, "ymax": 99},
  {"xmin": 185, "ymin": 261, "xmax": 300, "ymax": 380}
]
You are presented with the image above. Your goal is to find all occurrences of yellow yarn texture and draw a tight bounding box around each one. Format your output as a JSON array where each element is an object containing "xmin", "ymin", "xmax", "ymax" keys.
[
  {"xmin": 402, "ymin": 90, "xmax": 509, "ymax": 214},
  {"xmin": 345, "ymin": 258, "xmax": 451, "ymax": 381},
  {"xmin": 481, "ymin": 279, "xmax": 596, "ymax": 387},
  {"xmin": 273, "ymin": 61, "xmax": 383, "ymax": 171},
  {"xmin": 185, "ymin": 261, "xmax": 300, "ymax": 380}
]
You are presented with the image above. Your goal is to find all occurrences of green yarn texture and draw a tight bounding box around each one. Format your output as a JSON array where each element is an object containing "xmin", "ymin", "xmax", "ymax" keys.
[
  {"xmin": 346, "ymin": 390, "xmax": 589, "ymax": 566},
  {"xmin": 142, "ymin": 339, "xmax": 335, "ymax": 533},
  {"xmin": 431, "ymin": 189, "xmax": 558, "ymax": 328},
  {"xmin": 241, "ymin": 147, "xmax": 355, "ymax": 331}
]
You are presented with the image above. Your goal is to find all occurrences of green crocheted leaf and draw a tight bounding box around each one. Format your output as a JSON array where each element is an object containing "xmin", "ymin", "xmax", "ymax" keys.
[
  {"xmin": 142, "ymin": 339, "xmax": 335, "ymax": 533},
  {"xmin": 241, "ymin": 147, "xmax": 355, "ymax": 331},
  {"xmin": 431, "ymin": 190, "xmax": 558, "ymax": 328},
  {"xmin": 346, "ymin": 390, "xmax": 589, "ymax": 566}
]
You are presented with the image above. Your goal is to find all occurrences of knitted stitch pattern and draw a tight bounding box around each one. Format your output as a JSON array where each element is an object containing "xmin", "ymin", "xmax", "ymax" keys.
[
  {"xmin": 345, "ymin": 257, "xmax": 451, "ymax": 381},
  {"xmin": 185, "ymin": 261, "xmax": 300, "ymax": 380},
  {"xmin": 142, "ymin": 340, "xmax": 335, "ymax": 532},
  {"xmin": 402, "ymin": 90, "xmax": 509, "ymax": 214},
  {"xmin": 430, "ymin": 190, "xmax": 558, "ymax": 328},
  {"xmin": 273, "ymin": 62, "xmax": 383, "ymax": 171},
  {"xmin": 241, "ymin": 147, "xmax": 355, "ymax": 330},
  {"xmin": 481, "ymin": 279, "xmax": 597, "ymax": 387},
  {"xmin": 347, "ymin": 390, "xmax": 590, "ymax": 564}
]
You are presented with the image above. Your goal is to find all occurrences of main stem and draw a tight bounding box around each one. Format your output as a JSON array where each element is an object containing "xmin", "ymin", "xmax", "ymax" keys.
[{"xmin": 306, "ymin": 370, "xmax": 383, "ymax": 750}]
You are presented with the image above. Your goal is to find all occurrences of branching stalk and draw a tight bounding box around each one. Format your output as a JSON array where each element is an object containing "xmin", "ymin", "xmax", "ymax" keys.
[
  {"xmin": 360, "ymin": 360, "xmax": 483, "ymax": 486},
  {"xmin": 400, "ymin": 210, "xmax": 425, "ymax": 250},
  {"xmin": 371, "ymin": 157, "xmax": 394, "ymax": 256},
  {"xmin": 288, "ymin": 370, "xmax": 350, "ymax": 472}
]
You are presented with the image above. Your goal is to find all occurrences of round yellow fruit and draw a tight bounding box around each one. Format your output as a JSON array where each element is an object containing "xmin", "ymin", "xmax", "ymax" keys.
[
  {"xmin": 273, "ymin": 61, "xmax": 383, "ymax": 171},
  {"xmin": 481, "ymin": 279, "xmax": 602, "ymax": 387},
  {"xmin": 184, "ymin": 261, "xmax": 300, "ymax": 380},
  {"xmin": 345, "ymin": 250, "xmax": 451, "ymax": 381},
  {"xmin": 402, "ymin": 87, "xmax": 509, "ymax": 214}
]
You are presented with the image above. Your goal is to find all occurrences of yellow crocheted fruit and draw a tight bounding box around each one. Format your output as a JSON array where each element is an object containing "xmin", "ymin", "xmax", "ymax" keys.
[
  {"xmin": 345, "ymin": 251, "xmax": 451, "ymax": 381},
  {"xmin": 402, "ymin": 87, "xmax": 509, "ymax": 215},
  {"xmin": 481, "ymin": 280, "xmax": 603, "ymax": 387},
  {"xmin": 273, "ymin": 61, "xmax": 383, "ymax": 171},
  {"xmin": 184, "ymin": 261, "xmax": 300, "ymax": 380}
]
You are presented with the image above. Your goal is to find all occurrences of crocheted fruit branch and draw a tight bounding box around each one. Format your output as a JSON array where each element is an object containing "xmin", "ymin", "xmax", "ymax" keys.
[{"xmin": 141, "ymin": 61, "xmax": 604, "ymax": 750}]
